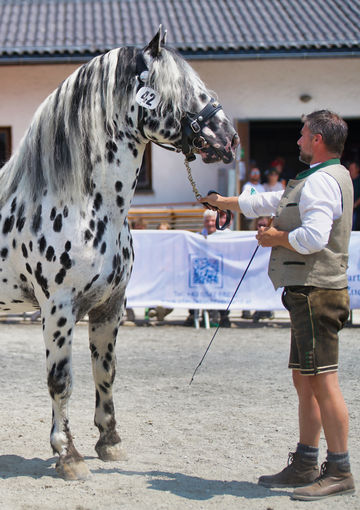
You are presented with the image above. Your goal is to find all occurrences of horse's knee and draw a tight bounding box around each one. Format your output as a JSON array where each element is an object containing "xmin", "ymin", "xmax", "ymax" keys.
[{"xmin": 47, "ymin": 357, "xmax": 72, "ymax": 400}]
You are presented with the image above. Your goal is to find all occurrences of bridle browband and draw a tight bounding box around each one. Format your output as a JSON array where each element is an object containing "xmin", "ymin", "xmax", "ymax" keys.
[{"xmin": 135, "ymin": 52, "xmax": 223, "ymax": 162}]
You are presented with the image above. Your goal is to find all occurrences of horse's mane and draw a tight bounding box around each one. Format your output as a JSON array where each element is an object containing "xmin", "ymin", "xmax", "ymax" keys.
[{"xmin": 0, "ymin": 45, "xmax": 211, "ymax": 208}]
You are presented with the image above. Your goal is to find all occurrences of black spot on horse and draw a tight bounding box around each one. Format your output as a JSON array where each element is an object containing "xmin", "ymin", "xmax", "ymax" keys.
[
  {"xmin": 57, "ymin": 317, "xmax": 67, "ymax": 327},
  {"xmin": 53, "ymin": 214, "xmax": 63, "ymax": 232},
  {"xmin": 50, "ymin": 208, "xmax": 56, "ymax": 221},
  {"xmin": 84, "ymin": 229, "xmax": 93, "ymax": 241},
  {"xmin": 106, "ymin": 140, "xmax": 118, "ymax": 153},
  {"xmin": 26, "ymin": 263, "xmax": 32, "ymax": 274},
  {"xmin": 63, "ymin": 206, "xmax": 69, "ymax": 218},
  {"xmin": 46, "ymin": 246, "xmax": 55, "ymax": 262},
  {"xmin": 32, "ymin": 205, "xmax": 42, "ymax": 234},
  {"xmin": 57, "ymin": 337, "xmax": 66, "ymax": 348},
  {"xmin": 132, "ymin": 148, "xmax": 138, "ymax": 158},
  {"xmin": 99, "ymin": 384, "xmax": 108, "ymax": 393},
  {"xmin": 107, "ymin": 151, "xmax": 115, "ymax": 164},
  {"xmin": 165, "ymin": 116, "xmax": 175, "ymax": 129},
  {"xmin": 55, "ymin": 268, "xmax": 66, "ymax": 284},
  {"xmin": 21, "ymin": 243, "xmax": 28, "ymax": 258},
  {"xmin": 65, "ymin": 241, "xmax": 71, "ymax": 251},
  {"xmin": 103, "ymin": 401, "xmax": 114, "ymax": 414},
  {"xmin": 94, "ymin": 193, "xmax": 103, "ymax": 211},
  {"xmin": 116, "ymin": 196, "xmax": 124, "ymax": 208},
  {"xmin": 1, "ymin": 247, "xmax": 8, "ymax": 259},
  {"xmin": 122, "ymin": 247, "xmax": 130, "ymax": 260},
  {"xmin": 3, "ymin": 215, "xmax": 14, "ymax": 234},
  {"xmin": 115, "ymin": 181, "xmax": 123, "ymax": 192},
  {"xmin": 20, "ymin": 273, "xmax": 27, "ymax": 282},
  {"xmin": 38, "ymin": 235, "xmax": 47, "ymax": 254},
  {"xmin": 35, "ymin": 262, "xmax": 49, "ymax": 299},
  {"xmin": 10, "ymin": 197, "xmax": 17, "ymax": 214},
  {"xmin": 148, "ymin": 118, "xmax": 160, "ymax": 131},
  {"xmin": 60, "ymin": 251, "xmax": 72, "ymax": 269}
]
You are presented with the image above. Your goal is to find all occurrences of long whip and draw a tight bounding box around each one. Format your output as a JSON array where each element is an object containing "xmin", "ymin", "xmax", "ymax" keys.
[
  {"xmin": 189, "ymin": 242, "xmax": 260, "ymax": 385},
  {"xmin": 184, "ymin": 156, "xmax": 271, "ymax": 385}
]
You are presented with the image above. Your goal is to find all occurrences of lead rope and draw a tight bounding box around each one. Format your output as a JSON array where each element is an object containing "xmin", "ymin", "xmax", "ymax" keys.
[{"xmin": 185, "ymin": 157, "xmax": 201, "ymax": 200}]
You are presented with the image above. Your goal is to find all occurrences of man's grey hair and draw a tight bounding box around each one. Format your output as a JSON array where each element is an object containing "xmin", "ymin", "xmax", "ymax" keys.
[{"xmin": 304, "ymin": 110, "xmax": 348, "ymax": 156}]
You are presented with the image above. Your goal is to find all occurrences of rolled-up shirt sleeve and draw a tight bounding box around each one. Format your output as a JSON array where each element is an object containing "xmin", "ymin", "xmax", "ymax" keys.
[
  {"xmin": 238, "ymin": 188, "xmax": 283, "ymax": 218},
  {"xmin": 288, "ymin": 172, "xmax": 342, "ymax": 254}
]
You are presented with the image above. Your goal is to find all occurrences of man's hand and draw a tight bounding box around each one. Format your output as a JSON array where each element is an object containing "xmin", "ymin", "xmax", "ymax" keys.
[
  {"xmin": 198, "ymin": 194, "xmax": 241, "ymax": 212},
  {"xmin": 256, "ymin": 226, "xmax": 295, "ymax": 251}
]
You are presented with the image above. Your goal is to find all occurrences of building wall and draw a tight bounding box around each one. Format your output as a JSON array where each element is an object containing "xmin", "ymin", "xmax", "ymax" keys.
[{"xmin": 0, "ymin": 57, "xmax": 359, "ymax": 205}]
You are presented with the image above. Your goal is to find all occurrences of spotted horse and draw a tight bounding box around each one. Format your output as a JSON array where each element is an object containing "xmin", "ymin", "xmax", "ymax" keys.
[{"xmin": 0, "ymin": 28, "xmax": 239, "ymax": 479}]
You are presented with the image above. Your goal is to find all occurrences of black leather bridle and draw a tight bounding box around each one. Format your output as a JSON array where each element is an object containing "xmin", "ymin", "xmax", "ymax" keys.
[{"xmin": 135, "ymin": 52, "xmax": 223, "ymax": 162}]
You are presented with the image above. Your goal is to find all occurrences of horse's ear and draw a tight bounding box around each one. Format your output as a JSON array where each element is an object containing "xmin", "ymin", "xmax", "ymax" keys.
[
  {"xmin": 144, "ymin": 26, "xmax": 163, "ymax": 58},
  {"xmin": 161, "ymin": 29, "xmax": 167, "ymax": 46}
]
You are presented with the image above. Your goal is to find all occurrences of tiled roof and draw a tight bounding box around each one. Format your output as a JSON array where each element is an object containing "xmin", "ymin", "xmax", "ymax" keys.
[{"xmin": 0, "ymin": 0, "xmax": 359, "ymax": 62}]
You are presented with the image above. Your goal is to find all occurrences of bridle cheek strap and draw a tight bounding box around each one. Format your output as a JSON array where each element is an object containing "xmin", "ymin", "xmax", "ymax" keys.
[{"xmin": 181, "ymin": 99, "xmax": 223, "ymax": 161}]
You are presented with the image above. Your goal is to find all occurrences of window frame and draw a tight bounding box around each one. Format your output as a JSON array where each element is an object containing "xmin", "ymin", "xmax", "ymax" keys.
[{"xmin": 0, "ymin": 127, "xmax": 12, "ymax": 168}]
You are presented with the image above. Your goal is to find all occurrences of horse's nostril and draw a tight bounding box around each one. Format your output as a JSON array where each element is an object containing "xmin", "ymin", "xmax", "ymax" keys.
[{"xmin": 232, "ymin": 133, "xmax": 240, "ymax": 148}]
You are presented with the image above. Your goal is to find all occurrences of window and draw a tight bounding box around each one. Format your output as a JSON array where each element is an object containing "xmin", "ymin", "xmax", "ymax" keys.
[
  {"xmin": 136, "ymin": 144, "xmax": 152, "ymax": 192},
  {"xmin": 0, "ymin": 127, "xmax": 11, "ymax": 168}
]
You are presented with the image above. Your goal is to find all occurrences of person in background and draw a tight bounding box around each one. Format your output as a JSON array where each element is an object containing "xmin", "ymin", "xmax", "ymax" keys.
[
  {"xmin": 243, "ymin": 167, "xmax": 266, "ymax": 193},
  {"xmin": 264, "ymin": 168, "xmax": 285, "ymax": 192},
  {"xmin": 348, "ymin": 160, "xmax": 360, "ymax": 230}
]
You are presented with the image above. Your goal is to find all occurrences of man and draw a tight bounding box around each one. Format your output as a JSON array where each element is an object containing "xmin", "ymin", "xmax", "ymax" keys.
[{"xmin": 200, "ymin": 110, "xmax": 355, "ymax": 501}]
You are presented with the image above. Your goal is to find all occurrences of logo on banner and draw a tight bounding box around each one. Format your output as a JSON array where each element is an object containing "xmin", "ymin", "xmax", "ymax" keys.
[{"xmin": 189, "ymin": 255, "xmax": 223, "ymax": 288}]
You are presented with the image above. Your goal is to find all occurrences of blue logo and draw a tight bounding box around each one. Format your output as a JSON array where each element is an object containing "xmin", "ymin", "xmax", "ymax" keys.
[{"xmin": 189, "ymin": 255, "xmax": 223, "ymax": 288}]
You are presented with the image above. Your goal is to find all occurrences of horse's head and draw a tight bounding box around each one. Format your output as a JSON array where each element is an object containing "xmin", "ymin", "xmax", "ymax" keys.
[{"xmin": 136, "ymin": 28, "xmax": 239, "ymax": 164}]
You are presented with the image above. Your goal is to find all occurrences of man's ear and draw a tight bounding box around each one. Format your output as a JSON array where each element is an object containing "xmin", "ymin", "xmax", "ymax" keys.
[{"xmin": 143, "ymin": 26, "xmax": 163, "ymax": 59}]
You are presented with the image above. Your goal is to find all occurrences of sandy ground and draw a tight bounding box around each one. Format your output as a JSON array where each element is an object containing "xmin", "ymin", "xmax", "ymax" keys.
[{"xmin": 0, "ymin": 312, "xmax": 358, "ymax": 510}]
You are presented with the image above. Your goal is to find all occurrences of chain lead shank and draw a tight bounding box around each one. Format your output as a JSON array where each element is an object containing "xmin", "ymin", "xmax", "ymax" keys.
[{"xmin": 185, "ymin": 158, "xmax": 201, "ymax": 200}]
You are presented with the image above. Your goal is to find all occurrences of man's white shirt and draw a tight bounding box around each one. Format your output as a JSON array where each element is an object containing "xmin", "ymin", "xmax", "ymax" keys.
[{"xmin": 238, "ymin": 170, "xmax": 342, "ymax": 254}]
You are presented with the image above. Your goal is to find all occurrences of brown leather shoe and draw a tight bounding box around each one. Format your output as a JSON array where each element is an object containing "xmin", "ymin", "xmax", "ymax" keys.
[
  {"xmin": 258, "ymin": 452, "xmax": 319, "ymax": 488},
  {"xmin": 292, "ymin": 461, "xmax": 355, "ymax": 500}
]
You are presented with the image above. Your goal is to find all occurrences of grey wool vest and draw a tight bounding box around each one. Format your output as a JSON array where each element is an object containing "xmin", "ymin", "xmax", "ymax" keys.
[{"xmin": 268, "ymin": 161, "xmax": 353, "ymax": 290}]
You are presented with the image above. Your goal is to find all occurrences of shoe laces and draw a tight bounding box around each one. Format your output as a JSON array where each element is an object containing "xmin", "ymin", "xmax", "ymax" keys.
[
  {"xmin": 319, "ymin": 461, "xmax": 329, "ymax": 477},
  {"xmin": 287, "ymin": 452, "xmax": 296, "ymax": 466}
]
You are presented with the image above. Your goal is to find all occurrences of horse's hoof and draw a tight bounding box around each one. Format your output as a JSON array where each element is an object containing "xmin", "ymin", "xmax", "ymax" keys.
[
  {"xmin": 96, "ymin": 443, "xmax": 128, "ymax": 462},
  {"xmin": 56, "ymin": 459, "xmax": 91, "ymax": 480}
]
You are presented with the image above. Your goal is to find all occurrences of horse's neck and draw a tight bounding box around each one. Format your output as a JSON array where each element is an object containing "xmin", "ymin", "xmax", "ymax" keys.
[{"xmin": 91, "ymin": 137, "xmax": 146, "ymax": 223}]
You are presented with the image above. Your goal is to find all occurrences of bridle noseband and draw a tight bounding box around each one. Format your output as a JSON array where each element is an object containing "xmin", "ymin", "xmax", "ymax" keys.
[{"xmin": 135, "ymin": 52, "xmax": 223, "ymax": 162}]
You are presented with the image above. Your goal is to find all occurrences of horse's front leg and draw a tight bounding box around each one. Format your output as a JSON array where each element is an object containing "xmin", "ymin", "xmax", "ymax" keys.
[
  {"xmin": 43, "ymin": 302, "xmax": 90, "ymax": 480},
  {"xmin": 88, "ymin": 304, "xmax": 126, "ymax": 462}
]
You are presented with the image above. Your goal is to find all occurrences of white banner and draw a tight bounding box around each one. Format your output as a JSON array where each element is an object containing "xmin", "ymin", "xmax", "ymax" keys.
[{"xmin": 126, "ymin": 230, "xmax": 360, "ymax": 310}]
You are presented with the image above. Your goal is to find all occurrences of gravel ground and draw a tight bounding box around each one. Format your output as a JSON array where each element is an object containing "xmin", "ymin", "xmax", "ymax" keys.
[{"xmin": 0, "ymin": 314, "xmax": 358, "ymax": 509}]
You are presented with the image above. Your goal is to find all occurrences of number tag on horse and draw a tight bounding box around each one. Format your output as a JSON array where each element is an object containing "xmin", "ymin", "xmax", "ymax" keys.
[{"xmin": 136, "ymin": 87, "xmax": 160, "ymax": 110}]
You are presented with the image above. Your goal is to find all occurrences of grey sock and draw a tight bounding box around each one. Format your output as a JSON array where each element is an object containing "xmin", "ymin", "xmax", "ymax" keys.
[
  {"xmin": 296, "ymin": 442, "xmax": 319, "ymax": 462},
  {"xmin": 326, "ymin": 450, "xmax": 350, "ymax": 471}
]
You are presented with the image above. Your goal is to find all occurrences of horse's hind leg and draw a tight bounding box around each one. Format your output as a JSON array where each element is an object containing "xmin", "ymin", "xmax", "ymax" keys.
[
  {"xmin": 43, "ymin": 302, "xmax": 90, "ymax": 480},
  {"xmin": 88, "ymin": 303, "xmax": 126, "ymax": 462}
]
